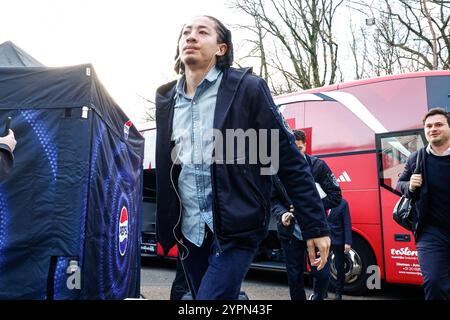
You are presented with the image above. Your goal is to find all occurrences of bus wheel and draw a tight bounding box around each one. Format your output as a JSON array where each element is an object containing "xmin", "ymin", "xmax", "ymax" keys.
[{"xmin": 328, "ymin": 235, "xmax": 377, "ymax": 296}]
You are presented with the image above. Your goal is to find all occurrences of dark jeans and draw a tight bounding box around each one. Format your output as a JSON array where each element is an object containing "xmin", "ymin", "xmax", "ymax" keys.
[
  {"xmin": 332, "ymin": 244, "xmax": 345, "ymax": 295},
  {"xmin": 310, "ymin": 253, "xmax": 331, "ymax": 300},
  {"xmin": 280, "ymin": 237, "xmax": 307, "ymax": 300},
  {"xmin": 416, "ymin": 224, "xmax": 450, "ymax": 300},
  {"xmin": 178, "ymin": 229, "xmax": 258, "ymax": 300},
  {"xmin": 170, "ymin": 256, "xmax": 190, "ymax": 300}
]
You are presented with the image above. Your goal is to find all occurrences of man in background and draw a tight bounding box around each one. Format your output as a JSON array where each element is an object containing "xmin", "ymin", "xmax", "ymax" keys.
[
  {"xmin": 272, "ymin": 129, "xmax": 341, "ymax": 300},
  {"xmin": 397, "ymin": 107, "xmax": 450, "ymax": 300},
  {"xmin": 327, "ymin": 198, "xmax": 352, "ymax": 300}
]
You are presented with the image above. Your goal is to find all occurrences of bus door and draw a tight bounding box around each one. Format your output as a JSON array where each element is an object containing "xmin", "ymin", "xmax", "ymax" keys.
[{"xmin": 376, "ymin": 129, "xmax": 426, "ymax": 285}]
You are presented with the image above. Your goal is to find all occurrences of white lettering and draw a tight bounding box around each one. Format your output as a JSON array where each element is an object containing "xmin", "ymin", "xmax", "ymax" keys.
[
  {"xmin": 366, "ymin": 265, "xmax": 381, "ymax": 290},
  {"xmin": 391, "ymin": 247, "xmax": 418, "ymax": 257},
  {"xmin": 178, "ymin": 305, "xmax": 212, "ymax": 317},
  {"xmin": 66, "ymin": 269, "xmax": 81, "ymax": 290}
]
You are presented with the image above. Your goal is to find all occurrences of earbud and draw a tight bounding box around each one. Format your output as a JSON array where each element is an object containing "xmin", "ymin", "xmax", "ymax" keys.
[{"xmin": 215, "ymin": 49, "xmax": 221, "ymax": 56}]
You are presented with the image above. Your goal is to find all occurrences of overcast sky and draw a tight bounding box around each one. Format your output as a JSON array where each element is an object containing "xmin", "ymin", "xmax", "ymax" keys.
[
  {"xmin": 1, "ymin": 0, "xmax": 366, "ymax": 124},
  {"xmin": 0, "ymin": 0, "xmax": 251, "ymax": 123}
]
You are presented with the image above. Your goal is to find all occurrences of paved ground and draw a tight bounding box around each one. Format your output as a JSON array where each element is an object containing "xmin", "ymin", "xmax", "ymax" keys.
[{"xmin": 140, "ymin": 257, "xmax": 424, "ymax": 300}]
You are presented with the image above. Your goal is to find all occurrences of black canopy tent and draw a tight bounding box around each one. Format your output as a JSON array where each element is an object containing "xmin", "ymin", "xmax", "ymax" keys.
[
  {"xmin": 0, "ymin": 41, "xmax": 144, "ymax": 299},
  {"xmin": 0, "ymin": 41, "xmax": 44, "ymax": 67}
]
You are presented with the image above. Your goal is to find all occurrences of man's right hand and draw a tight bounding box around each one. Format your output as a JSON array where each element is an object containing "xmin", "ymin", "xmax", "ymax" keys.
[
  {"xmin": 409, "ymin": 174, "xmax": 422, "ymax": 192},
  {"xmin": 0, "ymin": 129, "xmax": 16, "ymax": 152},
  {"xmin": 307, "ymin": 236, "xmax": 331, "ymax": 271}
]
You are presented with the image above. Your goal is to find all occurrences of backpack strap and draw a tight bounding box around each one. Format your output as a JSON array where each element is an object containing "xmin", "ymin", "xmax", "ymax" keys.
[{"xmin": 413, "ymin": 147, "xmax": 424, "ymax": 174}]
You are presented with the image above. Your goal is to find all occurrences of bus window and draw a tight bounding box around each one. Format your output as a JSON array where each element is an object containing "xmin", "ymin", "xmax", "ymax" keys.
[{"xmin": 377, "ymin": 130, "xmax": 426, "ymax": 193}]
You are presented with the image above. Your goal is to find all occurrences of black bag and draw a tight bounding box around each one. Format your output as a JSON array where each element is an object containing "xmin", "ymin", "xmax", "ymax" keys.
[{"xmin": 393, "ymin": 148, "xmax": 423, "ymax": 231}]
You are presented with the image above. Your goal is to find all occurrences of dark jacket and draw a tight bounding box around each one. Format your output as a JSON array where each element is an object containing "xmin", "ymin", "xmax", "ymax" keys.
[
  {"xmin": 271, "ymin": 155, "xmax": 341, "ymax": 240},
  {"xmin": 0, "ymin": 143, "xmax": 14, "ymax": 181},
  {"xmin": 155, "ymin": 67, "xmax": 329, "ymax": 254},
  {"xmin": 397, "ymin": 148, "xmax": 428, "ymax": 237},
  {"xmin": 306, "ymin": 155, "xmax": 342, "ymax": 210},
  {"xmin": 327, "ymin": 198, "xmax": 352, "ymax": 246}
]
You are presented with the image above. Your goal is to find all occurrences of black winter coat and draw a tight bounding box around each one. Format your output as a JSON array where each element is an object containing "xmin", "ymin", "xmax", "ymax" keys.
[
  {"xmin": 155, "ymin": 67, "xmax": 329, "ymax": 254},
  {"xmin": 271, "ymin": 155, "xmax": 341, "ymax": 240}
]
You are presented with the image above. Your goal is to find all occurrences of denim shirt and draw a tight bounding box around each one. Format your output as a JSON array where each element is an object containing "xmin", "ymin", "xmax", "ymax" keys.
[
  {"xmin": 293, "ymin": 221, "xmax": 303, "ymax": 240},
  {"xmin": 172, "ymin": 66, "xmax": 223, "ymax": 247}
]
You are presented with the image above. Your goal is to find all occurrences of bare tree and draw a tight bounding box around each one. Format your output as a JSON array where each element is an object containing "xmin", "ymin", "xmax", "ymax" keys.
[
  {"xmin": 349, "ymin": 0, "xmax": 450, "ymax": 72},
  {"xmin": 422, "ymin": 0, "xmax": 439, "ymax": 68},
  {"xmin": 234, "ymin": 12, "xmax": 270, "ymax": 82},
  {"xmin": 229, "ymin": 0, "xmax": 344, "ymax": 92},
  {"xmin": 349, "ymin": 22, "xmax": 369, "ymax": 79},
  {"xmin": 349, "ymin": 15, "xmax": 409, "ymax": 78},
  {"xmin": 137, "ymin": 94, "xmax": 156, "ymax": 122}
]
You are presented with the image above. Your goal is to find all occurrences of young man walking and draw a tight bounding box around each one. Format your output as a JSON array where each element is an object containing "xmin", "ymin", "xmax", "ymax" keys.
[{"xmin": 155, "ymin": 16, "xmax": 330, "ymax": 300}]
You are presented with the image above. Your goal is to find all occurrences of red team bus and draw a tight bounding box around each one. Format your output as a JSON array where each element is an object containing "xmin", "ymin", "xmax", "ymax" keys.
[{"xmin": 139, "ymin": 70, "xmax": 450, "ymax": 295}]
